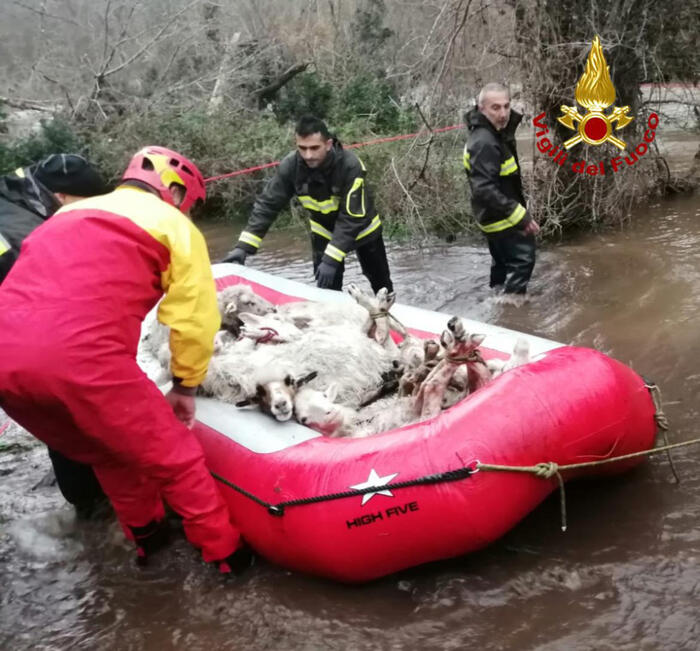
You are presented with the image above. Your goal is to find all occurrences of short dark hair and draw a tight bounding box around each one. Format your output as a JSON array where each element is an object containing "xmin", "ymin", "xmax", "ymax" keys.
[{"xmin": 295, "ymin": 115, "xmax": 331, "ymax": 140}]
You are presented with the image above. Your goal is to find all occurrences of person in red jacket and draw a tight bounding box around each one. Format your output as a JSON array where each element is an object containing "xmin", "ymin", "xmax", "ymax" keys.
[
  {"xmin": 0, "ymin": 146, "xmax": 251, "ymax": 574},
  {"xmin": 1, "ymin": 153, "xmax": 110, "ymax": 518}
]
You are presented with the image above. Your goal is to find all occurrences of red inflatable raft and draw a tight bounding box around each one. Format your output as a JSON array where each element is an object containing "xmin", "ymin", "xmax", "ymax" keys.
[{"xmin": 164, "ymin": 265, "xmax": 658, "ymax": 582}]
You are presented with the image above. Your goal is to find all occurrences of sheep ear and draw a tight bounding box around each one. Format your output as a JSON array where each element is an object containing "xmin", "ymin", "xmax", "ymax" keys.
[
  {"xmin": 235, "ymin": 398, "xmax": 253, "ymax": 408},
  {"xmin": 470, "ymin": 333, "xmax": 486, "ymax": 346},
  {"xmin": 324, "ymin": 382, "xmax": 338, "ymax": 402},
  {"xmin": 386, "ymin": 291, "xmax": 396, "ymax": 308}
]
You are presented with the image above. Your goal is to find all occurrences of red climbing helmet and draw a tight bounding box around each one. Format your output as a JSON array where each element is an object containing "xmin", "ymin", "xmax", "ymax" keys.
[{"xmin": 122, "ymin": 146, "xmax": 206, "ymax": 214}]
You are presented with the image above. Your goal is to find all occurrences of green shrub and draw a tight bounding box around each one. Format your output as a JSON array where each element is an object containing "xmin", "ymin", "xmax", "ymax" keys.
[
  {"xmin": 0, "ymin": 118, "xmax": 85, "ymax": 175},
  {"xmin": 334, "ymin": 73, "xmax": 414, "ymax": 133},
  {"xmin": 0, "ymin": 104, "xmax": 470, "ymax": 239},
  {"xmin": 273, "ymin": 73, "xmax": 334, "ymax": 124}
]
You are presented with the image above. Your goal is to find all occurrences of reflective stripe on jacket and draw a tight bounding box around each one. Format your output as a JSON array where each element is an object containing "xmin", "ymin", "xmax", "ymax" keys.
[
  {"xmin": 464, "ymin": 108, "xmax": 529, "ymax": 235},
  {"xmin": 235, "ymin": 143, "xmax": 382, "ymax": 266}
]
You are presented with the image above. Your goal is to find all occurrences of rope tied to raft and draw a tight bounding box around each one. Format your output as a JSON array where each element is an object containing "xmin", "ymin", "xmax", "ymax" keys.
[
  {"xmin": 209, "ymin": 382, "xmax": 692, "ymax": 532},
  {"xmin": 211, "ymin": 434, "xmax": 700, "ymax": 528},
  {"xmin": 476, "ymin": 381, "xmax": 683, "ymax": 530},
  {"xmin": 476, "ymin": 434, "xmax": 700, "ymax": 532},
  {"xmin": 211, "ymin": 466, "xmax": 474, "ymax": 517},
  {"xmin": 645, "ymin": 381, "xmax": 680, "ymax": 483}
]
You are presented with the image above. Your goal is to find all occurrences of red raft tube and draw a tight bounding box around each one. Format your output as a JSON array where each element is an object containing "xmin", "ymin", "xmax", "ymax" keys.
[{"xmin": 143, "ymin": 264, "xmax": 657, "ymax": 583}]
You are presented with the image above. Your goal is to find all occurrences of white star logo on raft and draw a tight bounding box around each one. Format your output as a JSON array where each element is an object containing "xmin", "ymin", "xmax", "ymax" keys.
[{"xmin": 350, "ymin": 469, "xmax": 399, "ymax": 505}]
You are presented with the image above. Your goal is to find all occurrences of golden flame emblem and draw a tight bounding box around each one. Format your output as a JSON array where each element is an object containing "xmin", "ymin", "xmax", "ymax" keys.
[{"xmin": 557, "ymin": 36, "xmax": 633, "ymax": 149}]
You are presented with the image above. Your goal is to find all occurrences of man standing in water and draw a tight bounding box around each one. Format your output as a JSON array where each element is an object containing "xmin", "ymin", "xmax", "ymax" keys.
[
  {"xmin": 464, "ymin": 83, "xmax": 539, "ymax": 300},
  {"xmin": 222, "ymin": 115, "xmax": 393, "ymax": 293},
  {"xmin": 0, "ymin": 153, "xmax": 109, "ymax": 517},
  {"xmin": 0, "ymin": 146, "xmax": 251, "ymax": 574}
]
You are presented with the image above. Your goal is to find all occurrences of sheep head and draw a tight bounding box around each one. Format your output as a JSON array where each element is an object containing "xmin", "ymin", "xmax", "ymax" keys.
[{"xmin": 293, "ymin": 383, "xmax": 353, "ymax": 437}]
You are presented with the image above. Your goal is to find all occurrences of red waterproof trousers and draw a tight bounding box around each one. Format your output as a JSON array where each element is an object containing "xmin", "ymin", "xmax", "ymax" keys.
[
  {"xmin": 0, "ymin": 189, "xmax": 240, "ymax": 563},
  {"xmin": 0, "ymin": 339, "xmax": 239, "ymax": 562}
]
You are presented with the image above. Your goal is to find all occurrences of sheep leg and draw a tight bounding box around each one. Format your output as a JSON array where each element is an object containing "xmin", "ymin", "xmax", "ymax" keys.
[
  {"xmin": 414, "ymin": 360, "xmax": 453, "ymax": 418},
  {"xmin": 467, "ymin": 361, "xmax": 492, "ymax": 393}
]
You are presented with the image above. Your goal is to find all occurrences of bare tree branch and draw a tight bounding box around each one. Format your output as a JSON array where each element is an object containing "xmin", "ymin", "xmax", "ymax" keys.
[
  {"xmin": 0, "ymin": 96, "xmax": 56, "ymax": 111},
  {"xmin": 9, "ymin": 0, "xmax": 81, "ymax": 27},
  {"xmin": 254, "ymin": 62, "xmax": 312, "ymax": 105}
]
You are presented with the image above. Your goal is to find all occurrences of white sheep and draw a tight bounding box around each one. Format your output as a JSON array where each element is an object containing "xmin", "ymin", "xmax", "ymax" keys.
[
  {"xmin": 486, "ymin": 337, "xmax": 532, "ymax": 378},
  {"xmin": 275, "ymin": 297, "xmax": 368, "ymax": 331},
  {"xmin": 414, "ymin": 317, "xmax": 488, "ymax": 419},
  {"xmin": 294, "ymin": 383, "xmax": 417, "ymax": 438},
  {"xmin": 217, "ymin": 283, "xmax": 275, "ymax": 335},
  {"xmin": 199, "ymin": 324, "xmax": 395, "ymax": 409},
  {"xmin": 237, "ymin": 312, "xmax": 304, "ymax": 343}
]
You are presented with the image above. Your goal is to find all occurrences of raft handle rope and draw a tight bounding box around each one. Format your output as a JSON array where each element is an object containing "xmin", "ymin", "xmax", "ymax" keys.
[
  {"xmin": 478, "ymin": 382, "xmax": 687, "ymax": 532},
  {"xmin": 211, "ymin": 382, "xmax": 697, "ymax": 530},
  {"xmin": 211, "ymin": 467, "xmax": 474, "ymax": 517},
  {"xmin": 645, "ymin": 382, "xmax": 680, "ymax": 484}
]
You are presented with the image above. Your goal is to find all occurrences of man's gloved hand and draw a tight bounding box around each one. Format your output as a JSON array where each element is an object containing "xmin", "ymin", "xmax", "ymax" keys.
[
  {"xmin": 315, "ymin": 260, "xmax": 337, "ymax": 289},
  {"xmin": 221, "ymin": 247, "xmax": 247, "ymax": 265}
]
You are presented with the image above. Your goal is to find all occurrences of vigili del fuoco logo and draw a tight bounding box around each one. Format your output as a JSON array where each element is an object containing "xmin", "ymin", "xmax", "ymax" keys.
[{"xmin": 532, "ymin": 35, "xmax": 659, "ymax": 176}]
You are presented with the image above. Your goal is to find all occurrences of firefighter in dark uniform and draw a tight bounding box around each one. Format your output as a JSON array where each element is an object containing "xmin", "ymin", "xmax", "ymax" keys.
[
  {"xmin": 0, "ymin": 154, "xmax": 110, "ymax": 517},
  {"xmin": 222, "ymin": 115, "xmax": 393, "ymax": 293},
  {"xmin": 464, "ymin": 83, "xmax": 540, "ymax": 296}
]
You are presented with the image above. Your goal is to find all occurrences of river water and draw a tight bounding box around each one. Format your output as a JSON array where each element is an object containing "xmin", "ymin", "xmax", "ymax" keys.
[{"xmin": 2, "ymin": 189, "xmax": 700, "ymax": 649}]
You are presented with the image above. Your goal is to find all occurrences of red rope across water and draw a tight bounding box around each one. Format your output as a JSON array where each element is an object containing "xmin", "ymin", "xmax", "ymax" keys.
[{"xmin": 204, "ymin": 123, "xmax": 464, "ymax": 184}]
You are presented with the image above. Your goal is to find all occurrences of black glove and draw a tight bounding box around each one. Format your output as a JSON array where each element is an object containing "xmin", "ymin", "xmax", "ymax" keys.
[
  {"xmin": 315, "ymin": 260, "xmax": 337, "ymax": 289},
  {"xmin": 221, "ymin": 247, "xmax": 247, "ymax": 265},
  {"xmin": 129, "ymin": 519, "xmax": 170, "ymax": 566},
  {"xmin": 218, "ymin": 542, "xmax": 256, "ymax": 576}
]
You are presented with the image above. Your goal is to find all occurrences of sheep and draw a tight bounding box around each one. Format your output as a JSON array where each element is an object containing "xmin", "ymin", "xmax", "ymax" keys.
[
  {"xmin": 275, "ymin": 297, "xmax": 368, "ymax": 331},
  {"xmin": 352, "ymin": 395, "xmax": 418, "ymax": 438},
  {"xmin": 140, "ymin": 284, "xmax": 275, "ymax": 370},
  {"xmin": 397, "ymin": 334, "xmax": 427, "ymax": 371},
  {"xmin": 488, "ymin": 337, "xmax": 532, "ymax": 378},
  {"xmin": 200, "ymin": 323, "xmax": 396, "ymax": 410},
  {"xmin": 140, "ymin": 319, "xmax": 171, "ymax": 367},
  {"xmin": 293, "ymin": 383, "xmax": 417, "ymax": 438},
  {"xmin": 237, "ymin": 312, "xmax": 304, "ymax": 344},
  {"xmin": 294, "ymin": 383, "xmax": 356, "ymax": 437},
  {"xmin": 217, "ymin": 284, "xmax": 275, "ymax": 335},
  {"xmin": 413, "ymin": 317, "xmax": 488, "ymax": 420},
  {"xmin": 399, "ymin": 339, "xmax": 441, "ymax": 397},
  {"xmin": 441, "ymin": 366, "xmax": 469, "ymax": 410},
  {"xmin": 346, "ymin": 283, "xmax": 400, "ymax": 349},
  {"xmin": 236, "ymin": 371, "xmax": 317, "ymax": 422}
]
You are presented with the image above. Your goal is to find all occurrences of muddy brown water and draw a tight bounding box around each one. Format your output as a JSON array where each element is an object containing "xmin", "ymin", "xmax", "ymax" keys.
[{"xmin": 3, "ymin": 189, "xmax": 700, "ymax": 649}]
